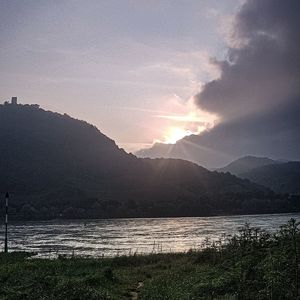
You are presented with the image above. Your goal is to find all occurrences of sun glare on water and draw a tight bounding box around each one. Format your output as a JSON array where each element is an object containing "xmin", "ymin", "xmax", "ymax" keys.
[{"xmin": 163, "ymin": 127, "xmax": 192, "ymax": 144}]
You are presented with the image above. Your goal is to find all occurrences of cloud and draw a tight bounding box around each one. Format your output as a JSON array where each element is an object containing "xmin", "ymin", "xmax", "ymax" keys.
[
  {"xmin": 193, "ymin": 0, "xmax": 300, "ymax": 161},
  {"xmin": 188, "ymin": 97, "xmax": 300, "ymax": 160},
  {"xmin": 196, "ymin": 0, "xmax": 300, "ymax": 117},
  {"xmin": 137, "ymin": 0, "xmax": 300, "ymax": 167}
]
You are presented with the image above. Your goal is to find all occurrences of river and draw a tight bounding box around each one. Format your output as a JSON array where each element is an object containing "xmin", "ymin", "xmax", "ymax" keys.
[{"xmin": 0, "ymin": 213, "xmax": 299, "ymax": 257}]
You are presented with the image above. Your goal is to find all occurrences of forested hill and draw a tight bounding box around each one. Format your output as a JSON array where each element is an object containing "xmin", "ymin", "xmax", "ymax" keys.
[
  {"xmin": 0, "ymin": 102, "xmax": 298, "ymax": 220},
  {"xmin": 216, "ymin": 156, "xmax": 300, "ymax": 195},
  {"xmin": 240, "ymin": 162, "xmax": 300, "ymax": 195}
]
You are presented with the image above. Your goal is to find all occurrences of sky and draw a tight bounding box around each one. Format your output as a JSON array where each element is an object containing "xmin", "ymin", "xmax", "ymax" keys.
[
  {"xmin": 0, "ymin": 0, "xmax": 239, "ymax": 152},
  {"xmin": 137, "ymin": 0, "xmax": 300, "ymax": 167}
]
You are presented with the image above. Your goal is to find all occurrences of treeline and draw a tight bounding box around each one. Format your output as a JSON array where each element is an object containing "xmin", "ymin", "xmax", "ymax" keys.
[{"xmin": 1, "ymin": 191, "xmax": 299, "ymax": 221}]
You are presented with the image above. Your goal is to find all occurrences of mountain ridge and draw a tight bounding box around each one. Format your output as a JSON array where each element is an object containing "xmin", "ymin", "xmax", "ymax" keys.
[
  {"xmin": 217, "ymin": 156, "xmax": 282, "ymax": 175},
  {"xmin": 0, "ymin": 101, "xmax": 298, "ymax": 220}
]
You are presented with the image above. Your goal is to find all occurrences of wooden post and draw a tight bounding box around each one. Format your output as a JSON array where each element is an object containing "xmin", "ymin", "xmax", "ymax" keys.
[{"xmin": 4, "ymin": 192, "xmax": 9, "ymax": 253}]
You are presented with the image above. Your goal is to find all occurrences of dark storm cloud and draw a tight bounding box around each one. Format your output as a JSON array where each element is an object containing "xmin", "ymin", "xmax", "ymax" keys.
[
  {"xmin": 188, "ymin": 97, "xmax": 300, "ymax": 160},
  {"xmin": 193, "ymin": 0, "xmax": 300, "ymax": 162},
  {"xmin": 196, "ymin": 0, "xmax": 300, "ymax": 119}
]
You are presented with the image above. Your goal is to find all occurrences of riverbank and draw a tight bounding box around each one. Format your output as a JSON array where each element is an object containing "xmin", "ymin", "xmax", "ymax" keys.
[{"xmin": 0, "ymin": 219, "xmax": 299, "ymax": 299}]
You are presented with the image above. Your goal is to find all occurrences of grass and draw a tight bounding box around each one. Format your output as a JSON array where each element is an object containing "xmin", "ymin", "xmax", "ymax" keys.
[{"xmin": 0, "ymin": 219, "xmax": 300, "ymax": 299}]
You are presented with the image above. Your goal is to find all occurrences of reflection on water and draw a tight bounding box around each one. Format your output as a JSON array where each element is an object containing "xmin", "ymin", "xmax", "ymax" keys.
[{"xmin": 0, "ymin": 213, "xmax": 299, "ymax": 257}]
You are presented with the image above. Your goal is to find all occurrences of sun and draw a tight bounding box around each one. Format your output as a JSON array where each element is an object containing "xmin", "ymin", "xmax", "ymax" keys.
[{"xmin": 163, "ymin": 127, "xmax": 191, "ymax": 144}]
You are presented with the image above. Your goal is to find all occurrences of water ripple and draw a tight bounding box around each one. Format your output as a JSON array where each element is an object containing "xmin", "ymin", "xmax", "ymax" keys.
[{"xmin": 0, "ymin": 213, "xmax": 299, "ymax": 257}]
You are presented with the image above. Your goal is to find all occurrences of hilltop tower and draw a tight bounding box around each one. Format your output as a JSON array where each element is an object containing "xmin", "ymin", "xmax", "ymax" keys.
[{"xmin": 11, "ymin": 97, "xmax": 17, "ymax": 105}]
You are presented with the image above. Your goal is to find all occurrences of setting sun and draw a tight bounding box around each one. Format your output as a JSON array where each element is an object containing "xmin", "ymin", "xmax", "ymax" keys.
[{"xmin": 163, "ymin": 127, "xmax": 192, "ymax": 144}]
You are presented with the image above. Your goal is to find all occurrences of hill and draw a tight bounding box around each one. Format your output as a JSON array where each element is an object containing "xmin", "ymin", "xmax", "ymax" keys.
[
  {"xmin": 135, "ymin": 135, "xmax": 226, "ymax": 169},
  {"xmin": 0, "ymin": 101, "xmax": 298, "ymax": 220},
  {"xmin": 240, "ymin": 162, "xmax": 300, "ymax": 195},
  {"xmin": 217, "ymin": 156, "xmax": 282, "ymax": 175}
]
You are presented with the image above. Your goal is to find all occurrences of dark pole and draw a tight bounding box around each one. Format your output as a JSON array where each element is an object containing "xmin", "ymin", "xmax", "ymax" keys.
[{"xmin": 4, "ymin": 192, "xmax": 9, "ymax": 253}]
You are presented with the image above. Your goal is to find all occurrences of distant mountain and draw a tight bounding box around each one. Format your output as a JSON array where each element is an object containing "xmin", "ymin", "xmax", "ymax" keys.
[
  {"xmin": 217, "ymin": 156, "xmax": 282, "ymax": 176},
  {"xmin": 0, "ymin": 101, "xmax": 298, "ymax": 220},
  {"xmin": 217, "ymin": 157, "xmax": 300, "ymax": 195},
  {"xmin": 136, "ymin": 107, "xmax": 300, "ymax": 169},
  {"xmin": 240, "ymin": 162, "xmax": 300, "ymax": 195},
  {"xmin": 135, "ymin": 135, "xmax": 231, "ymax": 169}
]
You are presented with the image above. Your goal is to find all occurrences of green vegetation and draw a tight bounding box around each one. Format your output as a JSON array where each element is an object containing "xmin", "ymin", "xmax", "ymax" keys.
[{"xmin": 1, "ymin": 219, "xmax": 300, "ymax": 299}]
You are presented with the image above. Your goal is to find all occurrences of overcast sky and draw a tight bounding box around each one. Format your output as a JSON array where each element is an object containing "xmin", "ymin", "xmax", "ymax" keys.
[{"xmin": 0, "ymin": 0, "xmax": 239, "ymax": 152}]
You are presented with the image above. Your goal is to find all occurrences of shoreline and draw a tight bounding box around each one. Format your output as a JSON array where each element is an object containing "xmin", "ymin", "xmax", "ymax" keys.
[{"xmin": 4, "ymin": 210, "xmax": 300, "ymax": 224}]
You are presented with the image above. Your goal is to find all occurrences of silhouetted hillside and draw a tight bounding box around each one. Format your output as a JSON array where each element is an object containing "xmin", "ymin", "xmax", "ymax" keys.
[
  {"xmin": 217, "ymin": 156, "xmax": 282, "ymax": 175},
  {"xmin": 0, "ymin": 102, "xmax": 298, "ymax": 220},
  {"xmin": 240, "ymin": 162, "xmax": 300, "ymax": 195},
  {"xmin": 135, "ymin": 136, "xmax": 224, "ymax": 169}
]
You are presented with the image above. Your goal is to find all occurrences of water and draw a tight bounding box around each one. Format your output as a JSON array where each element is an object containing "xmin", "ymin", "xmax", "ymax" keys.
[{"xmin": 0, "ymin": 213, "xmax": 299, "ymax": 257}]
